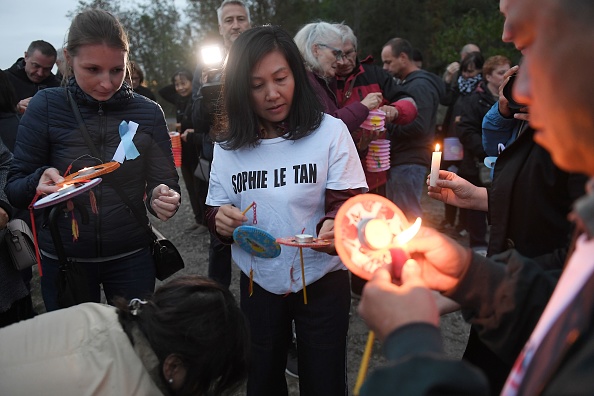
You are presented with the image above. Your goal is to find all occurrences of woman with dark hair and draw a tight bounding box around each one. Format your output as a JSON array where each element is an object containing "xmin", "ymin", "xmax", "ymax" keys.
[
  {"xmin": 439, "ymin": 51, "xmax": 485, "ymax": 235},
  {"xmin": 206, "ymin": 25, "xmax": 367, "ymax": 395},
  {"xmin": 6, "ymin": 9, "xmax": 181, "ymax": 312},
  {"xmin": 0, "ymin": 275, "xmax": 250, "ymax": 395},
  {"xmin": 159, "ymin": 69, "xmax": 206, "ymax": 233}
]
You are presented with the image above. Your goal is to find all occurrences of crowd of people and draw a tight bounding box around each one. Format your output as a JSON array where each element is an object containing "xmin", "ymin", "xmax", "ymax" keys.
[{"xmin": 1, "ymin": 0, "xmax": 594, "ymax": 394}]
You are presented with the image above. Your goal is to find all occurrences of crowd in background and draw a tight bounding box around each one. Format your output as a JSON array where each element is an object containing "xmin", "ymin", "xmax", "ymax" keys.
[{"xmin": 1, "ymin": 0, "xmax": 594, "ymax": 395}]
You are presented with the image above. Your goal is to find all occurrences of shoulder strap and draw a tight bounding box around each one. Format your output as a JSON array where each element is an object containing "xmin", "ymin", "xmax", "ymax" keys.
[{"xmin": 66, "ymin": 90, "xmax": 156, "ymax": 242}]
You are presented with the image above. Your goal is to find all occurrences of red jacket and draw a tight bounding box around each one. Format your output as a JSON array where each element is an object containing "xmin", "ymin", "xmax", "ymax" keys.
[{"xmin": 336, "ymin": 57, "xmax": 417, "ymax": 189}]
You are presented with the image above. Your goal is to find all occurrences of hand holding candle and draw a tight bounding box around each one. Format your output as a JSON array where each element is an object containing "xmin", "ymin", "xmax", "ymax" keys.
[{"xmin": 430, "ymin": 144, "xmax": 442, "ymax": 187}]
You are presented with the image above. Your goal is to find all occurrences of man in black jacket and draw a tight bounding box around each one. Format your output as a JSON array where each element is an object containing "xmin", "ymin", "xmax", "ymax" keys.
[
  {"xmin": 381, "ymin": 38, "xmax": 445, "ymax": 221},
  {"xmin": 3, "ymin": 40, "xmax": 59, "ymax": 114}
]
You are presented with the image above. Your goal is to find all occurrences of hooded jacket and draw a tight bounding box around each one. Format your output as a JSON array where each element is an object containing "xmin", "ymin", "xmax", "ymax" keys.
[
  {"xmin": 6, "ymin": 79, "xmax": 179, "ymax": 259},
  {"xmin": 4, "ymin": 58, "xmax": 60, "ymax": 104},
  {"xmin": 389, "ymin": 69, "xmax": 445, "ymax": 168}
]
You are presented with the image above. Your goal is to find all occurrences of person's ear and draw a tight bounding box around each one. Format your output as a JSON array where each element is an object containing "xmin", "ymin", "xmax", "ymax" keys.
[
  {"xmin": 64, "ymin": 49, "xmax": 72, "ymax": 66},
  {"xmin": 312, "ymin": 44, "xmax": 320, "ymax": 58},
  {"xmin": 162, "ymin": 354, "xmax": 186, "ymax": 389}
]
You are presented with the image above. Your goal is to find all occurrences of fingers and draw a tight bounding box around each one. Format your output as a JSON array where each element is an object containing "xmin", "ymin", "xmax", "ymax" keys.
[
  {"xmin": 400, "ymin": 259, "xmax": 424, "ymax": 286},
  {"xmin": 37, "ymin": 168, "xmax": 64, "ymax": 194},
  {"xmin": 514, "ymin": 110, "xmax": 530, "ymax": 122},
  {"xmin": 215, "ymin": 204, "xmax": 246, "ymax": 236},
  {"xmin": 503, "ymin": 65, "xmax": 520, "ymax": 80},
  {"xmin": 370, "ymin": 266, "xmax": 393, "ymax": 283},
  {"xmin": 151, "ymin": 185, "xmax": 181, "ymax": 221}
]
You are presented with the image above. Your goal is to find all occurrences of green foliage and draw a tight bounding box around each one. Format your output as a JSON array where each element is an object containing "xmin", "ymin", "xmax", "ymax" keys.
[{"xmin": 428, "ymin": 7, "xmax": 520, "ymax": 73}]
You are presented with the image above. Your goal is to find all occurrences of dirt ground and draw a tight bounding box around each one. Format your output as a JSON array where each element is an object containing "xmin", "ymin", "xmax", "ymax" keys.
[{"xmin": 30, "ymin": 169, "xmax": 470, "ymax": 395}]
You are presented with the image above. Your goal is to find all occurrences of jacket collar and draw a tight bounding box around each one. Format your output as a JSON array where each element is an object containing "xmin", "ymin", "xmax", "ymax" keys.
[{"xmin": 66, "ymin": 77, "xmax": 134, "ymax": 107}]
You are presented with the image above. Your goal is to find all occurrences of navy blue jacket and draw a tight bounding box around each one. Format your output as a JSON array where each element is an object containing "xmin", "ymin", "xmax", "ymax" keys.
[{"xmin": 6, "ymin": 79, "xmax": 179, "ymax": 258}]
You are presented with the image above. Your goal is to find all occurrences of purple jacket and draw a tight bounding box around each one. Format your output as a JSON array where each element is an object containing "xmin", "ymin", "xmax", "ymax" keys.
[{"xmin": 307, "ymin": 71, "xmax": 368, "ymax": 132}]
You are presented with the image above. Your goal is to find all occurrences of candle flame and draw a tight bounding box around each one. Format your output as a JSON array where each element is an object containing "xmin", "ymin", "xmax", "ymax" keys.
[
  {"xmin": 395, "ymin": 217, "xmax": 422, "ymax": 245},
  {"xmin": 58, "ymin": 183, "xmax": 74, "ymax": 191},
  {"xmin": 435, "ymin": 144, "xmax": 440, "ymax": 152}
]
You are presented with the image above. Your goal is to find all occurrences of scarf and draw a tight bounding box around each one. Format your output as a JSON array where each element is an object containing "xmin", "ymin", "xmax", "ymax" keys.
[{"xmin": 457, "ymin": 74, "xmax": 483, "ymax": 94}]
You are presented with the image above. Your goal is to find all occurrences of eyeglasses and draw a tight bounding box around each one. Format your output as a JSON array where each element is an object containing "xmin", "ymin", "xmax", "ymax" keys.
[
  {"xmin": 343, "ymin": 48, "xmax": 357, "ymax": 58},
  {"xmin": 317, "ymin": 43, "xmax": 344, "ymax": 60}
]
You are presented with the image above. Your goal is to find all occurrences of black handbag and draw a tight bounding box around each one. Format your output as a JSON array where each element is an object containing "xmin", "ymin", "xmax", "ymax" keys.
[
  {"xmin": 56, "ymin": 259, "xmax": 92, "ymax": 308},
  {"xmin": 67, "ymin": 91, "xmax": 184, "ymax": 281},
  {"xmin": 193, "ymin": 157, "xmax": 211, "ymax": 182},
  {"xmin": 4, "ymin": 219, "xmax": 37, "ymax": 270},
  {"xmin": 151, "ymin": 225, "xmax": 185, "ymax": 281},
  {"xmin": 48, "ymin": 203, "xmax": 92, "ymax": 308}
]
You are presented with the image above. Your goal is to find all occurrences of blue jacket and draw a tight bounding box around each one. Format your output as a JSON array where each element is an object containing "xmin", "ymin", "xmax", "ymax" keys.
[{"xmin": 6, "ymin": 79, "xmax": 179, "ymax": 258}]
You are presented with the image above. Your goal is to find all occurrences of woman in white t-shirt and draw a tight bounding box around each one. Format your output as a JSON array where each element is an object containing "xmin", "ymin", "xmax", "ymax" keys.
[{"xmin": 205, "ymin": 25, "xmax": 367, "ymax": 396}]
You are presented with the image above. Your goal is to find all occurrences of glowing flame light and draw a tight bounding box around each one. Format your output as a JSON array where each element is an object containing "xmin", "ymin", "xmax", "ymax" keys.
[
  {"xmin": 361, "ymin": 217, "xmax": 422, "ymax": 250},
  {"xmin": 201, "ymin": 45, "xmax": 224, "ymax": 67},
  {"xmin": 395, "ymin": 217, "xmax": 422, "ymax": 245},
  {"xmin": 435, "ymin": 143, "xmax": 440, "ymax": 152},
  {"xmin": 362, "ymin": 219, "xmax": 392, "ymax": 249}
]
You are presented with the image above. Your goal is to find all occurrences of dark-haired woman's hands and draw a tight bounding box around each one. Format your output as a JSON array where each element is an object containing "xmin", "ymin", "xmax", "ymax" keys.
[
  {"xmin": 215, "ymin": 204, "xmax": 247, "ymax": 237},
  {"xmin": 313, "ymin": 219, "xmax": 336, "ymax": 255}
]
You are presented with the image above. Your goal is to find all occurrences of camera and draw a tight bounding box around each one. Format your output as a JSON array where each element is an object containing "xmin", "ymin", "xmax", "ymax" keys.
[
  {"xmin": 199, "ymin": 45, "xmax": 225, "ymax": 107},
  {"xmin": 502, "ymin": 73, "xmax": 528, "ymax": 113},
  {"xmin": 200, "ymin": 69, "xmax": 222, "ymax": 105}
]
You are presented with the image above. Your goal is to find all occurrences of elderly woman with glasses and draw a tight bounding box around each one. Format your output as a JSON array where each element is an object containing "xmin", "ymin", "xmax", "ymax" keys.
[{"xmin": 294, "ymin": 21, "xmax": 383, "ymax": 132}]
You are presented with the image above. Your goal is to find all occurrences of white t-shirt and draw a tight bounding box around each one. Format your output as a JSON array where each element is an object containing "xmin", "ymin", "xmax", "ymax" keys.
[{"xmin": 206, "ymin": 114, "xmax": 368, "ymax": 294}]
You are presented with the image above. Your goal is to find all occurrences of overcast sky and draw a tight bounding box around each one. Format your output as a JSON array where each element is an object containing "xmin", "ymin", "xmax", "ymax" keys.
[
  {"xmin": 1, "ymin": 1, "xmax": 75, "ymax": 71},
  {"xmin": 1, "ymin": 0, "xmax": 188, "ymax": 72}
]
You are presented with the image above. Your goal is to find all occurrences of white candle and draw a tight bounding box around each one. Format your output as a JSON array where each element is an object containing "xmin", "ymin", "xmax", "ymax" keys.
[{"xmin": 430, "ymin": 144, "xmax": 442, "ymax": 187}]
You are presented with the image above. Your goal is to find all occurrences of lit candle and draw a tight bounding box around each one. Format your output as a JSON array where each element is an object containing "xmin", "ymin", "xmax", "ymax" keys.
[
  {"xmin": 73, "ymin": 166, "xmax": 95, "ymax": 180},
  {"xmin": 430, "ymin": 144, "xmax": 442, "ymax": 187},
  {"xmin": 295, "ymin": 234, "xmax": 314, "ymax": 243},
  {"xmin": 353, "ymin": 217, "xmax": 421, "ymax": 396},
  {"xmin": 57, "ymin": 183, "xmax": 75, "ymax": 194},
  {"xmin": 78, "ymin": 167, "xmax": 95, "ymax": 175}
]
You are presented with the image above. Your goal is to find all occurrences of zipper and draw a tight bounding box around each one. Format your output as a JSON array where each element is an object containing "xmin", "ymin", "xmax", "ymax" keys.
[{"xmin": 95, "ymin": 102, "xmax": 105, "ymax": 256}]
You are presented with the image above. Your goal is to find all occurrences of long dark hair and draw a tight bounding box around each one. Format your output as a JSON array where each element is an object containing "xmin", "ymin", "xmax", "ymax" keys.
[
  {"xmin": 116, "ymin": 275, "xmax": 249, "ymax": 396},
  {"xmin": 215, "ymin": 25, "xmax": 323, "ymax": 150}
]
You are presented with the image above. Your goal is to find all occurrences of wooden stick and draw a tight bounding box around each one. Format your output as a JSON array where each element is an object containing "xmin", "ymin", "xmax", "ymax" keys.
[
  {"xmin": 354, "ymin": 331, "xmax": 375, "ymax": 396},
  {"xmin": 299, "ymin": 247, "xmax": 308, "ymax": 304},
  {"xmin": 241, "ymin": 202, "xmax": 254, "ymax": 216}
]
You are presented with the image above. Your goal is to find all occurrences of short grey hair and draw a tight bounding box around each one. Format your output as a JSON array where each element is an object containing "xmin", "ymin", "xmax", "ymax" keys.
[
  {"xmin": 334, "ymin": 23, "xmax": 357, "ymax": 50},
  {"xmin": 217, "ymin": 0, "xmax": 251, "ymax": 25},
  {"xmin": 293, "ymin": 22, "xmax": 342, "ymax": 73}
]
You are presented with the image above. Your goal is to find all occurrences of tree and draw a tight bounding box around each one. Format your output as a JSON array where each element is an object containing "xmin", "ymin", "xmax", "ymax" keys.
[{"xmin": 68, "ymin": 0, "xmax": 195, "ymax": 117}]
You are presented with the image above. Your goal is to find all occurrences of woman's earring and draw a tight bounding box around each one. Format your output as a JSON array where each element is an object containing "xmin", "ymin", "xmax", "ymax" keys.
[{"xmin": 168, "ymin": 378, "xmax": 174, "ymax": 384}]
